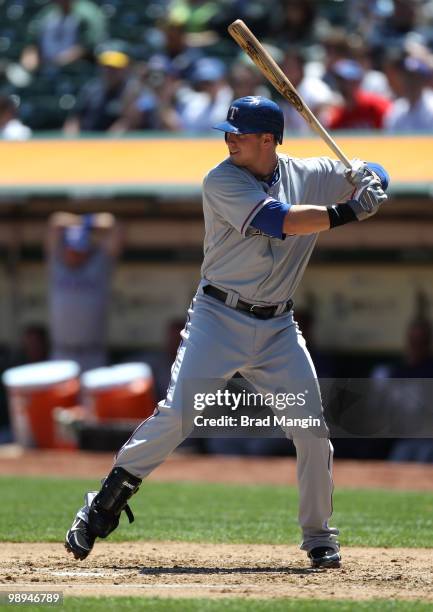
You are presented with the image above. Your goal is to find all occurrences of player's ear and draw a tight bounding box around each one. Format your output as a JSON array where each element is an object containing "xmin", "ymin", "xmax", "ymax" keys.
[{"xmin": 263, "ymin": 133, "xmax": 275, "ymax": 147}]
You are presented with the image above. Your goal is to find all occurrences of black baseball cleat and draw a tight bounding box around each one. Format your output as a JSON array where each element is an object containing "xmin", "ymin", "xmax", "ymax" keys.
[
  {"xmin": 65, "ymin": 517, "xmax": 96, "ymax": 561},
  {"xmin": 308, "ymin": 547, "xmax": 341, "ymax": 569}
]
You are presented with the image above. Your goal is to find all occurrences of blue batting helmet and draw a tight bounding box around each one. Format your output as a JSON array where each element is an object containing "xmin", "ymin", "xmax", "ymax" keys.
[{"xmin": 213, "ymin": 96, "xmax": 284, "ymax": 144}]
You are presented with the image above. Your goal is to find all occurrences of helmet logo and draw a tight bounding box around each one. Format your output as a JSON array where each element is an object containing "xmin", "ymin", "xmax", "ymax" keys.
[
  {"xmin": 248, "ymin": 96, "xmax": 261, "ymax": 105},
  {"xmin": 228, "ymin": 106, "xmax": 239, "ymax": 120}
]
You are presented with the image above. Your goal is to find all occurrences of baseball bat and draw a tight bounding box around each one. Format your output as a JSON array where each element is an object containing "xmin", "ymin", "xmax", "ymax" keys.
[{"xmin": 228, "ymin": 19, "xmax": 352, "ymax": 169}]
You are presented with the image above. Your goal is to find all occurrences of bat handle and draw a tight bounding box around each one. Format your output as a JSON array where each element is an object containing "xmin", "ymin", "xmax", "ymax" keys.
[
  {"xmin": 301, "ymin": 101, "xmax": 351, "ymax": 168},
  {"xmin": 312, "ymin": 120, "xmax": 352, "ymax": 169}
]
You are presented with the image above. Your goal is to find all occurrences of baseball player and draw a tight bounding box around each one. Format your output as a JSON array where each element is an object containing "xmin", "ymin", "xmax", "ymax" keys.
[
  {"xmin": 65, "ymin": 96, "xmax": 389, "ymax": 568},
  {"xmin": 46, "ymin": 212, "xmax": 122, "ymax": 372}
]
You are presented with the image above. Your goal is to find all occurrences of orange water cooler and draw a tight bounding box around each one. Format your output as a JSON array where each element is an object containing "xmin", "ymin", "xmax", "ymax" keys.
[
  {"xmin": 2, "ymin": 361, "xmax": 80, "ymax": 448},
  {"xmin": 81, "ymin": 363, "xmax": 156, "ymax": 422}
]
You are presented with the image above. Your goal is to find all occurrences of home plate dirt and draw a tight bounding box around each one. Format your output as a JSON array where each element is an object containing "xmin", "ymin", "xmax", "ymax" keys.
[{"xmin": 1, "ymin": 542, "xmax": 432, "ymax": 601}]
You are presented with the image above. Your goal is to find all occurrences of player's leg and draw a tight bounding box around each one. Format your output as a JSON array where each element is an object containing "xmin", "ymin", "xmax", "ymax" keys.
[
  {"xmin": 114, "ymin": 294, "xmax": 255, "ymax": 476},
  {"xmin": 66, "ymin": 293, "xmax": 253, "ymax": 559},
  {"xmin": 244, "ymin": 312, "xmax": 340, "ymax": 567}
]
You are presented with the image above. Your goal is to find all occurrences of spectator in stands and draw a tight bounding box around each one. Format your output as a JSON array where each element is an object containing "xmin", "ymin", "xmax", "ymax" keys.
[
  {"xmin": 168, "ymin": 0, "xmax": 216, "ymax": 31},
  {"xmin": 46, "ymin": 212, "xmax": 122, "ymax": 372},
  {"xmin": 168, "ymin": 0, "xmax": 271, "ymax": 40},
  {"xmin": 384, "ymin": 56, "xmax": 433, "ymax": 132},
  {"xmin": 21, "ymin": 0, "xmax": 107, "ymax": 74},
  {"xmin": 268, "ymin": 0, "xmax": 321, "ymax": 50},
  {"xmin": 100, "ymin": 53, "xmax": 182, "ymax": 134},
  {"xmin": 173, "ymin": 57, "xmax": 233, "ymax": 132},
  {"xmin": 367, "ymin": 0, "xmax": 433, "ymax": 61},
  {"xmin": 326, "ymin": 59, "xmax": 391, "ymax": 130},
  {"xmin": 111, "ymin": 53, "xmax": 187, "ymax": 133},
  {"xmin": 351, "ymin": 42, "xmax": 393, "ymax": 98},
  {"xmin": 280, "ymin": 49, "xmax": 335, "ymax": 134},
  {"xmin": 228, "ymin": 61, "xmax": 270, "ymax": 100},
  {"xmin": 318, "ymin": 27, "xmax": 353, "ymax": 86},
  {"xmin": 63, "ymin": 42, "xmax": 142, "ymax": 134},
  {"xmin": 379, "ymin": 47, "xmax": 406, "ymax": 101},
  {"xmin": 167, "ymin": 0, "xmax": 227, "ymax": 35},
  {"xmin": 0, "ymin": 96, "xmax": 32, "ymax": 140},
  {"xmin": 217, "ymin": 0, "xmax": 273, "ymax": 39},
  {"xmin": 131, "ymin": 55, "xmax": 183, "ymax": 131},
  {"xmin": 345, "ymin": 0, "xmax": 392, "ymax": 39},
  {"xmin": 158, "ymin": 16, "xmax": 203, "ymax": 80},
  {"xmin": 316, "ymin": 28, "xmax": 391, "ymax": 97}
]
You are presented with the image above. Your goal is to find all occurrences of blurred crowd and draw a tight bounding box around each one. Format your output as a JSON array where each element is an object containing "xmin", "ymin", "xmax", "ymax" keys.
[{"xmin": 0, "ymin": 0, "xmax": 433, "ymax": 137}]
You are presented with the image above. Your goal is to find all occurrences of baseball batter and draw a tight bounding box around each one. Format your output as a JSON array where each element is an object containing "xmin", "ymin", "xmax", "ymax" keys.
[{"xmin": 65, "ymin": 96, "xmax": 389, "ymax": 568}]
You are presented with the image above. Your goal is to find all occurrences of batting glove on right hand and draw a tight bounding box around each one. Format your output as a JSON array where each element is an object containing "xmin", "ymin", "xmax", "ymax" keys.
[{"xmin": 347, "ymin": 174, "xmax": 388, "ymax": 221}]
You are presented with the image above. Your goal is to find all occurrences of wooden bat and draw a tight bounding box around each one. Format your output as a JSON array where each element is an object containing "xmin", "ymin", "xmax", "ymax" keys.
[{"xmin": 228, "ymin": 19, "xmax": 352, "ymax": 169}]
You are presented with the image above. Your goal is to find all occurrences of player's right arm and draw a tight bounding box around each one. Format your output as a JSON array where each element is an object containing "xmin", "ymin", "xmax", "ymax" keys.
[
  {"xmin": 256, "ymin": 157, "xmax": 388, "ymax": 237},
  {"xmin": 281, "ymin": 204, "xmax": 332, "ymax": 235},
  {"xmin": 255, "ymin": 172, "xmax": 387, "ymax": 237}
]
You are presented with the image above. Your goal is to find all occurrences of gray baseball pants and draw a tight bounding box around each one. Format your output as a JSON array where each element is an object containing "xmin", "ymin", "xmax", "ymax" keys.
[{"xmin": 114, "ymin": 287, "xmax": 339, "ymax": 553}]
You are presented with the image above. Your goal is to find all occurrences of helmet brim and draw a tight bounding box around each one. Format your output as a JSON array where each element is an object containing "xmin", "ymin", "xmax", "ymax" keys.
[
  {"xmin": 212, "ymin": 120, "xmax": 242, "ymax": 134},
  {"xmin": 212, "ymin": 120, "xmax": 283, "ymax": 144}
]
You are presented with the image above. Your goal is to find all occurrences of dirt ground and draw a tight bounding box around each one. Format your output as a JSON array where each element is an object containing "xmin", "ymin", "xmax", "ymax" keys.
[
  {"xmin": 1, "ymin": 542, "xmax": 432, "ymax": 601},
  {"xmin": 1, "ymin": 448, "xmax": 433, "ymax": 601}
]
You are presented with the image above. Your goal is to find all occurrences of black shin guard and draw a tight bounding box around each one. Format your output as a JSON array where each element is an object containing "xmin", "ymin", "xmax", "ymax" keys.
[{"xmin": 88, "ymin": 467, "xmax": 142, "ymax": 538}]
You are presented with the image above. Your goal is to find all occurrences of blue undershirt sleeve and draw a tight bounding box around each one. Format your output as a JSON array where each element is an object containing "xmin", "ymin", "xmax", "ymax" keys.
[{"xmin": 250, "ymin": 199, "xmax": 290, "ymax": 239}]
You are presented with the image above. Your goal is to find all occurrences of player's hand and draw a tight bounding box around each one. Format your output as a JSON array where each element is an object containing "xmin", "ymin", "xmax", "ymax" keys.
[
  {"xmin": 347, "ymin": 174, "xmax": 388, "ymax": 221},
  {"xmin": 344, "ymin": 158, "xmax": 370, "ymax": 185}
]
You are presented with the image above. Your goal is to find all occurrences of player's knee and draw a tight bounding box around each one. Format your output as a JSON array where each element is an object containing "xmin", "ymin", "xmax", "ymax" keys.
[
  {"xmin": 88, "ymin": 467, "xmax": 142, "ymax": 538},
  {"xmin": 158, "ymin": 400, "xmax": 189, "ymax": 438}
]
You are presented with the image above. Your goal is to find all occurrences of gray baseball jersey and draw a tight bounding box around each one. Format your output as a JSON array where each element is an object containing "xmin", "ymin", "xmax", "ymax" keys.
[{"xmin": 201, "ymin": 153, "xmax": 353, "ymax": 304}]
